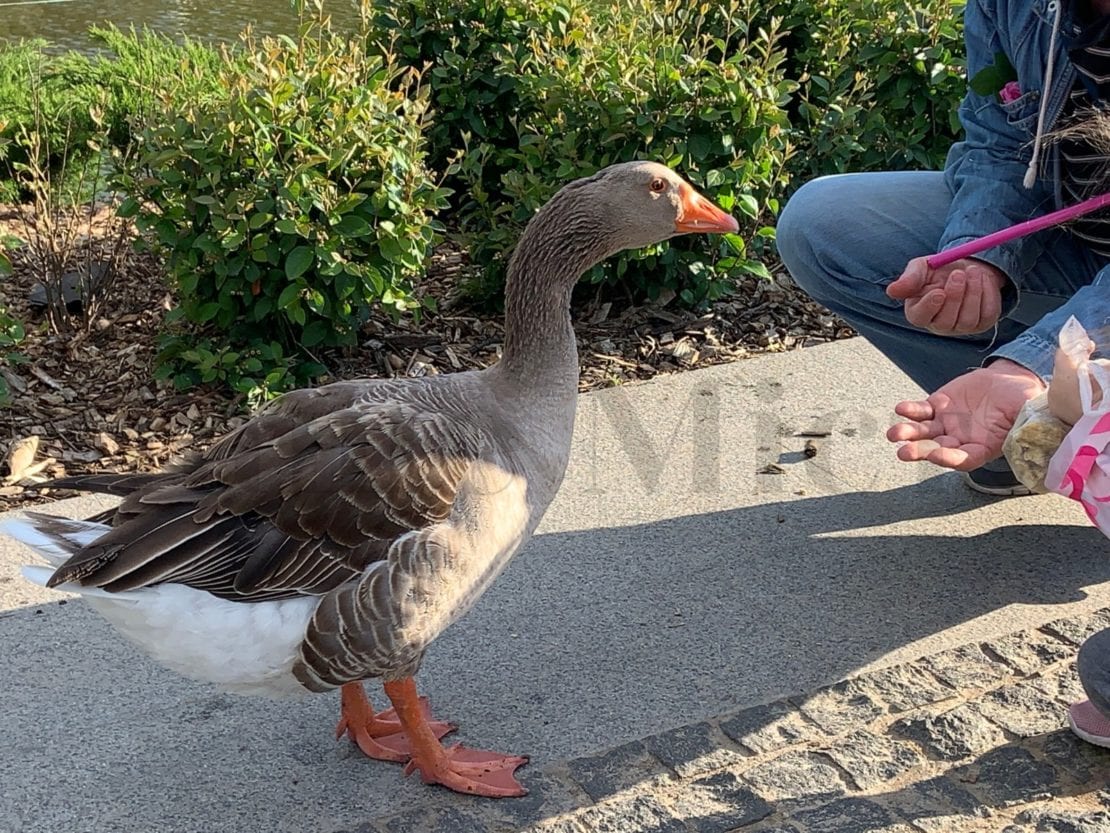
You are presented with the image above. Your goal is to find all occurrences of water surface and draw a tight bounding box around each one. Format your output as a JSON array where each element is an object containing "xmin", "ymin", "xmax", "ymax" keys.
[{"xmin": 2, "ymin": 0, "xmax": 362, "ymax": 52}]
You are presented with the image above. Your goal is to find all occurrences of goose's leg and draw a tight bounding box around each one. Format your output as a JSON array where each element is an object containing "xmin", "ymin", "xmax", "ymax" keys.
[
  {"xmin": 383, "ymin": 677, "xmax": 528, "ymax": 797},
  {"xmin": 335, "ymin": 682, "xmax": 456, "ymax": 763}
]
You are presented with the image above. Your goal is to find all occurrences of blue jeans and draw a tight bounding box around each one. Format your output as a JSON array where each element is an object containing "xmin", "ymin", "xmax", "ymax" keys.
[{"xmin": 776, "ymin": 171, "xmax": 1102, "ymax": 396}]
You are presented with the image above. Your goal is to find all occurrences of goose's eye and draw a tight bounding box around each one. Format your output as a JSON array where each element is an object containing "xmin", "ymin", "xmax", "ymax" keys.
[{"xmin": 649, "ymin": 178, "xmax": 667, "ymax": 194}]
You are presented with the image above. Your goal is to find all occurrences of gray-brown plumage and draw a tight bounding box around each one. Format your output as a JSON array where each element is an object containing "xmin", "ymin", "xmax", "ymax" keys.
[{"xmin": 5, "ymin": 161, "xmax": 738, "ymax": 797}]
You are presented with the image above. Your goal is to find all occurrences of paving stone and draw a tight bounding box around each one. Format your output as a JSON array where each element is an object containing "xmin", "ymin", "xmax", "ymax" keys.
[
  {"xmin": 885, "ymin": 775, "xmax": 989, "ymax": 833},
  {"xmin": 1040, "ymin": 608, "xmax": 1110, "ymax": 646},
  {"xmin": 982, "ymin": 630, "xmax": 1075, "ymax": 676},
  {"xmin": 850, "ymin": 661, "xmax": 955, "ymax": 713},
  {"xmin": 1032, "ymin": 729, "xmax": 1110, "ymax": 783},
  {"xmin": 892, "ymin": 702, "xmax": 1008, "ymax": 761},
  {"xmin": 823, "ymin": 729, "xmax": 925, "ymax": 790},
  {"xmin": 791, "ymin": 798, "xmax": 915, "ymax": 833},
  {"xmin": 666, "ymin": 771, "xmax": 773, "ymax": 833},
  {"xmin": 565, "ymin": 741, "xmax": 671, "ymax": 803},
  {"xmin": 719, "ymin": 699, "xmax": 824, "ymax": 755},
  {"xmin": 1016, "ymin": 806, "xmax": 1110, "ymax": 833},
  {"xmin": 1037, "ymin": 665, "xmax": 1087, "ymax": 706},
  {"xmin": 974, "ymin": 680, "xmax": 1069, "ymax": 738},
  {"xmin": 741, "ymin": 750, "xmax": 847, "ymax": 803},
  {"xmin": 641, "ymin": 721, "xmax": 746, "ymax": 779},
  {"xmin": 572, "ymin": 795, "xmax": 688, "ymax": 833},
  {"xmin": 922, "ymin": 643, "xmax": 1011, "ymax": 691},
  {"xmin": 953, "ymin": 746, "xmax": 1058, "ymax": 808},
  {"xmin": 496, "ymin": 770, "xmax": 589, "ymax": 829},
  {"xmin": 792, "ymin": 679, "xmax": 885, "ymax": 735}
]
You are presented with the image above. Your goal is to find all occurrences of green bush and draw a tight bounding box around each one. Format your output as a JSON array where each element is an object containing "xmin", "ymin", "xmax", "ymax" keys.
[
  {"xmin": 376, "ymin": 0, "xmax": 965, "ymax": 306},
  {"xmin": 0, "ymin": 235, "xmax": 25, "ymax": 407},
  {"xmin": 782, "ymin": 0, "xmax": 965, "ymax": 177},
  {"xmin": 368, "ymin": 0, "xmax": 545, "ymax": 199},
  {"xmin": 381, "ymin": 0, "xmax": 792, "ymax": 307},
  {"xmin": 0, "ymin": 0, "xmax": 971, "ymax": 403},
  {"xmin": 122, "ymin": 15, "xmax": 447, "ymax": 401}
]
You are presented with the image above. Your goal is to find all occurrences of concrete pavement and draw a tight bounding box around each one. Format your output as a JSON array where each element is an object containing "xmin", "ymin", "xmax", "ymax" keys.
[{"xmin": 2, "ymin": 338, "xmax": 1108, "ymax": 832}]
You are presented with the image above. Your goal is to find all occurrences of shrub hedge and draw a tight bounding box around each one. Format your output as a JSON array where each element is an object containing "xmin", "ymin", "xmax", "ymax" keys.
[
  {"xmin": 121, "ymin": 17, "xmax": 447, "ymax": 401},
  {"xmin": 384, "ymin": 0, "xmax": 794, "ymax": 306},
  {"xmin": 0, "ymin": 0, "xmax": 968, "ymax": 395},
  {"xmin": 0, "ymin": 235, "xmax": 23, "ymax": 407},
  {"xmin": 780, "ymin": 0, "xmax": 965, "ymax": 177},
  {"xmin": 377, "ymin": 0, "xmax": 965, "ymax": 305}
]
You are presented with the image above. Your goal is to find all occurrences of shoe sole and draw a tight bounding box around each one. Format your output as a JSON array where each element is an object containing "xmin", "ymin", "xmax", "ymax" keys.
[
  {"xmin": 1068, "ymin": 711, "xmax": 1110, "ymax": 748},
  {"xmin": 960, "ymin": 471, "xmax": 1034, "ymax": 497}
]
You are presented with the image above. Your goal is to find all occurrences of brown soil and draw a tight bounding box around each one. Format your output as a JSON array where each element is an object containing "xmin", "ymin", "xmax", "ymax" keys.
[{"xmin": 0, "ymin": 212, "xmax": 853, "ymax": 511}]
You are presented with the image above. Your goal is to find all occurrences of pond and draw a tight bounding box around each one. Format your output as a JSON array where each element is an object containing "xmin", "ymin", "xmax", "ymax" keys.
[{"xmin": 1, "ymin": 0, "xmax": 363, "ymax": 52}]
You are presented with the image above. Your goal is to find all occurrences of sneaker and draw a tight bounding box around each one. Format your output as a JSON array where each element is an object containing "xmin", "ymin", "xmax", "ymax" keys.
[
  {"xmin": 961, "ymin": 466, "xmax": 1034, "ymax": 497},
  {"xmin": 1069, "ymin": 699, "xmax": 1110, "ymax": 748}
]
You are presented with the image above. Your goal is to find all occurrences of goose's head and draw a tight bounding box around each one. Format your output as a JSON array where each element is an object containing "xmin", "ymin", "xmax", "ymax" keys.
[{"xmin": 565, "ymin": 160, "xmax": 739, "ymax": 254}]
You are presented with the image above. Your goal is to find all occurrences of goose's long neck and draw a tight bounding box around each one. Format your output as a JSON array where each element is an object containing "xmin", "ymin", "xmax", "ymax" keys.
[{"xmin": 497, "ymin": 193, "xmax": 610, "ymax": 386}]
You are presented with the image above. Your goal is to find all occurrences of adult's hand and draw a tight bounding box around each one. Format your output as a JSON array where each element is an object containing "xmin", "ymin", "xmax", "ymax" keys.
[
  {"xmin": 886, "ymin": 359, "xmax": 1046, "ymax": 471},
  {"xmin": 887, "ymin": 256, "xmax": 1007, "ymax": 335}
]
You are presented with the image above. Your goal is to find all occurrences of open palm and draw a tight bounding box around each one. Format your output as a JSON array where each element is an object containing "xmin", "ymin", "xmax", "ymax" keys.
[{"xmin": 887, "ymin": 363, "xmax": 1046, "ymax": 471}]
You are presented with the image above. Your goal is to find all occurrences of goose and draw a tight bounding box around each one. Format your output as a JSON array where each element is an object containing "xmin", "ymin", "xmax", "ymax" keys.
[{"xmin": 1, "ymin": 161, "xmax": 738, "ymax": 798}]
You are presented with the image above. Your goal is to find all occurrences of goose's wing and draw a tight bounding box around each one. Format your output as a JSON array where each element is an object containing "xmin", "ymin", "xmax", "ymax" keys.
[
  {"xmin": 50, "ymin": 382, "xmax": 394, "ymax": 500},
  {"xmin": 48, "ymin": 394, "xmax": 489, "ymax": 602}
]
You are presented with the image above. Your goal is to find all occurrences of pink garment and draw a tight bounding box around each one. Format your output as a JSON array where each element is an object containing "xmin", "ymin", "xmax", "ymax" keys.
[{"xmin": 1046, "ymin": 359, "xmax": 1110, "ymax": 537}]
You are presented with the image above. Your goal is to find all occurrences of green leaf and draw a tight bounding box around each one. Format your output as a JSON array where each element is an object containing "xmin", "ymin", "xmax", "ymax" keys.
[
  {"xmin": 302, "ymin": 319, "xmax": 329, "ymax": 347},
  {"xmin": 278, "ymin": 282, "xmax": 302, "ymax": 309},
  {"xmin": 117, "ymin": 198, "xmax": 141, "ymax": 218},
  {"xmin": 285, "ymin": 246, "xmax": 314, "ymax": 281},
  {"xmin": 288, "ymin": 301, "xmax": 306, "ymax": 327},
  {"xmin": 333, "ymin": 215, "xmax": 371, "ymax": 236},
  {"xmin": 970, "ymin": 51, "xmax": 1016, "ymax": 97}
]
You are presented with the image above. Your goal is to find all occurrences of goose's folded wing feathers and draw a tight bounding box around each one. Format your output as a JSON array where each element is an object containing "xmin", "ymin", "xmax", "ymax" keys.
[{"xmin": 49, "ymin": 399, "xmax": 489, "ymax": 602}]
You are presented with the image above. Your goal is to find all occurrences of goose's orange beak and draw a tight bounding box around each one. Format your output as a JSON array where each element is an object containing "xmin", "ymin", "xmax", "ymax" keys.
[{"xmin": 675, "ymin": 185, "xmax": 739, "ymax": 235}]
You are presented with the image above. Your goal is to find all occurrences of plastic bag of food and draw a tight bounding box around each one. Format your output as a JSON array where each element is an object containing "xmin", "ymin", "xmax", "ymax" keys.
[
  {"xmin": 1043, "ymin": 320, "xmax": 1110, "ymax": 536},
  {"xmin": 1004, "ymin": 316, "xmax": 1109, "ymax": 496}
]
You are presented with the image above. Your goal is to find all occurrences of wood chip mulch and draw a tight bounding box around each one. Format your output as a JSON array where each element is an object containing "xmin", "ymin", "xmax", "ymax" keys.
[{"xmin": 0, "ymin": 213, "xmax": 853, "ymax": 512}]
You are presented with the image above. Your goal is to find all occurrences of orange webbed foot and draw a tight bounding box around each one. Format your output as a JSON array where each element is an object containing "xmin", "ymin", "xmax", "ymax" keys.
[
  {"xmin": 383, "ymin": 677, "xmax": 529, "ymax": 798},
  {"xmin": 336, "ymin": 684, "xmax": 456, "ymax": 763},
  {"xmin": 403, "ymin": 743, "xmax": 529, "ymax": 798}
]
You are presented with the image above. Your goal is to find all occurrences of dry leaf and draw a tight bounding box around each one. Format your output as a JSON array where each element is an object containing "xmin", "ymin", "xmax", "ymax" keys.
[{"xmin": 3, "ymin": 436, "xmax": 40, "ymax": 483}]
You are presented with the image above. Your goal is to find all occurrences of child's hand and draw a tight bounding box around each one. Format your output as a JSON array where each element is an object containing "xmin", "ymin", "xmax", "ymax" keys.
[{"xmin": 887, "ymin": 359, "xmax": 1046, "ymax": 470}]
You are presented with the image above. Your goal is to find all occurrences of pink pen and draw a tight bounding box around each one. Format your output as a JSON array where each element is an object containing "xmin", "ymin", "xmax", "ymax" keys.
[{"xmin": 926, "ymin": 191, "xmax": 1110, "ymax": 269}]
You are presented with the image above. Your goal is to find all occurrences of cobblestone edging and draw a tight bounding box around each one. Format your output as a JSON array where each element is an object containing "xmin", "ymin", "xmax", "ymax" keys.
[{"xmin": 345, "ymin": 609, "xmax": 1110, "ymax": 833}]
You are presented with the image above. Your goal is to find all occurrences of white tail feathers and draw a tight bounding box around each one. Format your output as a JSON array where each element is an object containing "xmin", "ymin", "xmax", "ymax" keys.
[
  {"xmin": 20, "ymin": 564, "xmax": 56, "ymax": 587},
  {"xmin": 0, "ymin": 513, "xmax": 110, "ymax": 567},
  {"xmin": 3, "ymin": 511, "xmax": 316, "ymax": 696},
  {"xmin": 4, "ymin": 514, "xmax": 141, "ymax": 601}
]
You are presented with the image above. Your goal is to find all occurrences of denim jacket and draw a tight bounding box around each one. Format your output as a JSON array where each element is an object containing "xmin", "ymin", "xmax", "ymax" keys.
[{"xmin": 945, "ymin": 0, "xmax": 1110, "ymax": 374}]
